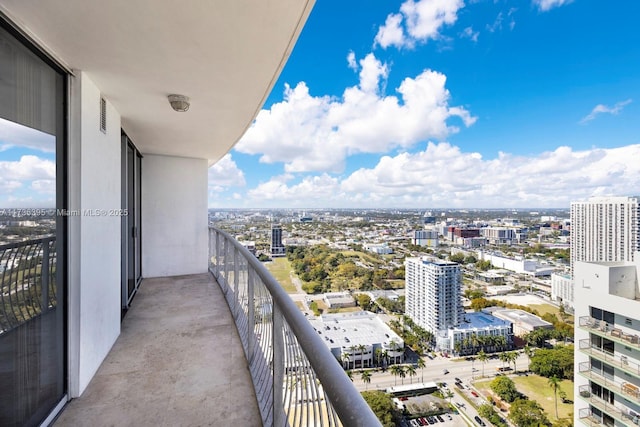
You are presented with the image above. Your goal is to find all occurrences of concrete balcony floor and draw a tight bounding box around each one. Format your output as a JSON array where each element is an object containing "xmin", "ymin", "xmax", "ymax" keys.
[{"xmin": 55, "ymin": 273, "xmax": 261, "ymax": 427}]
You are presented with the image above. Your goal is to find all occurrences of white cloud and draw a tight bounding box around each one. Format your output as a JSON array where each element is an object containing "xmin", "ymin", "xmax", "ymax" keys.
[
  {"xmin": 533, "ymin": 0, "xmax": 573, "ymax": 12},
  {"xmin": 346, "ymin": 51, "xmax": 357, "ymax": 71},
  {"xmin": 231, "ymin": 143, "xmax": 640, "ymax": 208},
  {"xmin": 31, "ymin": 179, "xmax": 55, "ymax": 194},
  {"xmin": 460, "ymin": 27, "xmax": 479, "ymax": 42},
  {"xmin": 374, "ymin": 14, "xmax": 405, "ymax": 49},
  {"xmin": 580, "ymin": 99, "xmax": 632, "ymax": 124},
  {"xmin": 374, "ymin": 0, "xmax": 465, "ymax": 49},
  {"xmin": 235, "ymin": 52, "xmax": 475, "ymax": 173},
  {"xmin": 486, "ymin": 12, "xmax": 503, "ymax": 32},
  {"xmin": 0, "ymin": 155, "xmax": 56, "ymax": 182},
  {"xmin": 0, "ymin": 117, "xmax": 56, "ymax": 153},
  {"xmin": 208, "ymin": 154, "xmax": 246, "ymax": 188}
]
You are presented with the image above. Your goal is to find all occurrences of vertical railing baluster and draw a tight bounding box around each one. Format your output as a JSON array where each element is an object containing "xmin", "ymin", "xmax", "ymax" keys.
[
  {"xmin": 41, "ymin": 239, "xmax": 50, "ymax": 312},
  {"xmin": 273, "ymin": 303, "xmax": 285, "ymax": 427},
  {"xmin": 247, "ymin": 268, "xmax": 255, "ymax": 363}
]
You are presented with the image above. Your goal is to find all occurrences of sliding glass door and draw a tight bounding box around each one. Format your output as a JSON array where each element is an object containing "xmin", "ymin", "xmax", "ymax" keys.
[
  {"xmin": 121, "ymin": 134, "xmax": 141, "ymax": 311},
  {"xmin": 0, "ymin": 21, "xmax": 66, "ymax": 426}
]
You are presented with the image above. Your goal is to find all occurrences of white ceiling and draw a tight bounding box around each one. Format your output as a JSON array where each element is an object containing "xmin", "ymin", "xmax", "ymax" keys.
[{"xmin": 1, "ymin": 0, "xmax": 314, "ymax": 164}]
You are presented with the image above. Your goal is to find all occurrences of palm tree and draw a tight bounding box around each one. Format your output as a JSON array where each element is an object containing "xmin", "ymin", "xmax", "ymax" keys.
[
  {"xmin": 417, "ymin": 357, "xmax": 426, "ymax": 383},
  {"xmin": 509, "ymin": 351, "xmax": 519, "ymax": 372},
  {"xmin": 398, "ymin": 366, "xmax": 407, "ymax": 385},
  {"xmin": 346, "ymin": 370, "xmax": 353, "ymax": 381},
  {"xmin": 361, "ymin": 370, "xmax": 372, "ymax": 390},
  {"xmin": 444, "ymin": 390, "xmax": 454, "ymax": 404},
  {"xmin": 477, "ymin": 350, "xmax": 488, "ymax": 378},
  {"xmin": 390, "ymin": 365, "xmax": 404, "ymax": 386},
  {"xmin": 357, "ymin": 344, "xmax": 367, "ymax": 368},
  {"xmin": 349, "ymin": 345, "xmax": 358, "ymax": 369},
  {"xmin": 524, "ymin": 345, "xmax": 534, "ymax": 370},
  {"xmin": 499, "ymin": 351, "xmax": 509, "ymax": 370},
  {"xmin": 548, "ymin": 375, "xmax": 561, "ymax": 419},
  {"xmin": 375, "ymin": 348, "xmax": 383, "ymax": 367},
  {"xmin": 340, "ymin": 353, "xmax": 350, "ymax": 370},
  {"xmin": 406, "ymin": 365, "xmax": 417, "ymax": 384}
]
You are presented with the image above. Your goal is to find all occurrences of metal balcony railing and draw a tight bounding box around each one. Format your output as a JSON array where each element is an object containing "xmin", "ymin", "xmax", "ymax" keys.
[
  {"xmin": 208, "ymin": 227, "xmax": 381, "ymax": 427},
  {"xmin": 579, "ymin": 339, "xmax": 640, "ymax": 377},
  {"xmin": 579, "ymin": 315, "xmax": 640, "ymax": 349},
  {"xmin": 0, "ymin": 236, "xmax": 57, "ymax": 333}
]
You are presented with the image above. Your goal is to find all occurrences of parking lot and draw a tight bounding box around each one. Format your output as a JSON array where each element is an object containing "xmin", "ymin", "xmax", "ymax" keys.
[{"xmin": 407, "ymin": 412, "xmax": 464, "ymax": 427}]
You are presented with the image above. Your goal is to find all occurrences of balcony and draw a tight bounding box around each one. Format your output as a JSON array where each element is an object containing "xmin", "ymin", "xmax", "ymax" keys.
[
  {"xmin": 579, "ymin": 339, "xmax": 640, "ymax": 379},
  {"xmin": 578, "ymin": 361, "xmax": 640, "ymax": 405},
  {"xmin": 579, "ymin": 316, "xmax": 640, "ymax": 350},
  {"xmin": 576, "ymin": 385, "xmax": 637, "ymax": 425},
  {"xmin": 56, "ymin": 227, "xmax": 379, "ymax": 426},
  {"xmin": 55, "ymin": 273, "xmax": 259, "ymax": 425}
]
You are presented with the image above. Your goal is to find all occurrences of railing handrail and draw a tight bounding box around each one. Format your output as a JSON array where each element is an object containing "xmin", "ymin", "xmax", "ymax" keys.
[
  {"xmin": 209, "ymin": 226, "xmax": 382, "ymax": 427},
  {"xmin": 0, "ymin": 235, "xmax": 55, "ymax": 250}
]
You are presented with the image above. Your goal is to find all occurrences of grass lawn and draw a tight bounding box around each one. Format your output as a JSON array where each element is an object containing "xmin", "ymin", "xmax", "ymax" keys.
[
  {"xmin": 264, "ymin": 257, "xmax": 297, "ymax": 293},
  {"xmin": 474, "ymin": 374, "xmax": 573, "ymax": 422},
  {"xmin": 528, "ymin": 303, "xmax": 574, "ymax": 323}
]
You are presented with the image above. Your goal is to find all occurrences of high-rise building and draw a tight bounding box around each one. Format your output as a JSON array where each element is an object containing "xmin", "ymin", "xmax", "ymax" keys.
[
  {"xmin": 574, "ymin": 254, "xmax": 640, "ymax": 426},
  {"xmin": 270, "ymin": 224, "xmax": 286, "ymax": 257},
  {"xmin": 405, "ymin": 257, "xmax": 464, "ymax": 334},
  {"xmin": 412, "ymin": 229, "xmax": 439, "ymax": 248},
  {"xmin": 570, "ymin": 196, "xmax": 640, "ymax": 274}
]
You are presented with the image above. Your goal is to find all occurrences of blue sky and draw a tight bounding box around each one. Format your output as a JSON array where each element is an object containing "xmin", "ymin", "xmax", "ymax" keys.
[
  {"xmin": 1, "ymin": 1, "xmax": 638, "ymax": 209},
  {"xmin": 209, "ymin": 0, "xmax": 640, "ymax": 209}
]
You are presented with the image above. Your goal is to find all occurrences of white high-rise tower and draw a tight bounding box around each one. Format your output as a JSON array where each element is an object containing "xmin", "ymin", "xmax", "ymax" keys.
[
  {"xmin": 404, "ymin": 257, "xmax": 464, "ymax": 333},
  {"xmin": 570, "ymin": 196, "xmax": 640, "ymax": 274}
]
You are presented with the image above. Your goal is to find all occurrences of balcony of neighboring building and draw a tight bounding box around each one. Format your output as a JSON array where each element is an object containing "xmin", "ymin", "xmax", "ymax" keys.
[
  {"xmin": 579, "ymin": 315, "xmax": 640, "ymax": 354},
  {"xmin": 576, "ymin": 385, "xmax": 638, "ymax": 426}
]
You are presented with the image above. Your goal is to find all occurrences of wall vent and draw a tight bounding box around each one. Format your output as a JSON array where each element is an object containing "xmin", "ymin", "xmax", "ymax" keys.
[{"xmin": 100, "ymin": 96, "xmax": 107, "ymax": 133}]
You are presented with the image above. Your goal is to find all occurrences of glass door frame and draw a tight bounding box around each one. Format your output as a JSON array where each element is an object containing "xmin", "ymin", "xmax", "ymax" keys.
[{"xmin": 121, "ymin": 133, "xmax": 142, "ymax": 312}]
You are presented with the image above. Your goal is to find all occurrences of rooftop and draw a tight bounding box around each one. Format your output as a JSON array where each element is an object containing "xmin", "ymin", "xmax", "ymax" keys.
[
  {"xmin": 308, "ymin": 311, "xmax": 402, "ymax": 349},
  {"xmin": 489, "ymin": 308, "xmax": 553, "ymax": 328},
  {"xmin": 452, "ymin": 312, "xmax": 511, "ymax": 331}
]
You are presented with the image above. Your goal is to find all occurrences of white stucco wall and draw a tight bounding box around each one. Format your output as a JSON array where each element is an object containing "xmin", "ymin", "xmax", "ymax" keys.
[
  {"xmin": 68, "ymin": 72, "xmax": 122, "ymax": 396},
  {"xmin": 141, "ymin": 155, "xmax": 208, "ymax": 277}
]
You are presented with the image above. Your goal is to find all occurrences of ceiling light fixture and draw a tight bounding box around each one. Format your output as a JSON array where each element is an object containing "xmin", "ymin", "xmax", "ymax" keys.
[{"xmin": 168, "ymin": 94, "xmax": 190, "ymax": 112}]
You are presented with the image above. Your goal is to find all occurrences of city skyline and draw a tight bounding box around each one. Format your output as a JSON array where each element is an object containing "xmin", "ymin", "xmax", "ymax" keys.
[{"xmin": 210, "ymin": 0, "xmax": 640, "ymax": 209}]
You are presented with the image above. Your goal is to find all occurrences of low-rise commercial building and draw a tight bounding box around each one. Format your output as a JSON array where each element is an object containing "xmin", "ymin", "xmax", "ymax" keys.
[
  {"xmin": 323, "ymin": 291, "xmax": 355, "ymax": 308},
  {"xmin": 436, "ymin": 312, "xmax": 513, "ymax": 355},
  {"xmin": 488, "ymin": 308, "xmax": 553, "ymax": 337},
  {"xmin": 309, "ymin": 311, "xmax": 404, "ymax": 368}
]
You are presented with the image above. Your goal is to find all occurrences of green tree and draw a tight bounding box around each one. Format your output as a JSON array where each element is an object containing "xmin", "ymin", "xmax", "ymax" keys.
[
  {"xmin": 361, "ymin": 390, "xmax": 402, "ymax": 427},
  {"xmin": 478, "ymin": 404, "xmax": 507, "ymax": 427},
  {"xmin": 361, "ymin": 370, "xmax": 372, "ymax": 390},
  {"xmin": 477, "ymin": 350, "xmax": 488, "ymax": 378},
  {"xmin": 509, "ymin": 399, "xmax": 550, "ymax": 427},
  {"xmin": 529, "ymin": 346, "xmax": 574, "ymax": 379},
  {"xmin": 548, "ymin": 375, "xmax": 561, "ymax": 420},
  {"xmin": 357, "ymin": 293, "xmax": 372, "ymax": 310},
  {"xmin": 417, "ymin": 357, "xmax": 426, "ymax": 383},
  {"xmin": 389, "ymin": 365, "xmax": 404, "ymax": 386},
  {"xmin": 449, "ymin": 252, "xmax": 465, "ymax": 263},
  {"xmin": 406, "ymin": 365, "xmax": 417, "ymax": 384},
  {"xmin": 490, "ymin": 376, "xmax": 519, "ymax": 403}
]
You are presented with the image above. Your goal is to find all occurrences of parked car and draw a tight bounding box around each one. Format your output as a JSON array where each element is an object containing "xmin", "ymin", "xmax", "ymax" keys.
[
  {"xmin": 474, "ymin": 415, "xmax": 486, "ymax": 426},
  {"xmin": 443, "ymin": 369, "xmax": 449, "ymax": 374}
]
